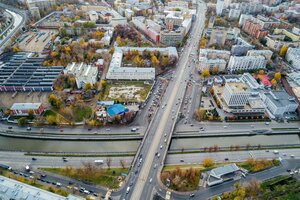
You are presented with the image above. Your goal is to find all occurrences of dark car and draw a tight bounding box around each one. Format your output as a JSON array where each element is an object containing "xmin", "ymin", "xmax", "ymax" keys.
[
  {"xmin": 8, "ymin": 126, "xmax": 13, "ymax": 129},
  {"xmin": 32, "ymin": 157, "xmax": 37, "ymax": 161}
]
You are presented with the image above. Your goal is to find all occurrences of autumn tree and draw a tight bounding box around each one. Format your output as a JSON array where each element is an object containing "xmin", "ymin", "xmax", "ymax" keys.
[
  {"xmin": 258, "ymin": 69, "xmax": 264, "ymax": 75},
  {"xmin": 211, "ymin": 66, "xmax": 219, "ymax": 75},
  {"xmin": 151, "ymin": 54, "xmax": 159, "ymax": 67},
  {"xmin": 245, "ymin": 179, "xmax": 261, "ymax": 198},
  {"xmin": 48, "ymin": 94, "xmax": 62, "ymax": 109},
  {"xmin": 84, "ymin": 82, "xmax": 92, "ymax": 91},
  {"xmin": 116, "ymin": 35, "xmax": 122, "ymax": 46},
  {"xmin": 28, "ymin": 109, "xmax": 35, "ymax": 120},
  {"xmin": 271, "ymin": 79, "xmax": 277, "ymax": 87},
  {"xmin": 201, "ymin": 69, "xmax": 210, "ymax": 79},
  {"xmin": 274, "ymin": 72, "xmax": 281, "ymax": 80},
  {"xmin": 195, "ymin": 108, "xmax": 206, "ymax": 121},
  {"xmin": 18, "ymin": 117, "xmax": 27, "ymax": 126},
  {"xmin": 279, "ymin": 45, "xmax": 288, "ymax": 57},
  {"xmin": 202, "ymin": 158, "xmax": 214, "ymax": 168}
]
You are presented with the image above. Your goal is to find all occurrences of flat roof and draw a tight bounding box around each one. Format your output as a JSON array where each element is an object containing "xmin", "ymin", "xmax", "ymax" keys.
[
  {"xmin": 210, "ymin": 164, "xmax": 240, "ymax": 178},
  {"xmin": 0, "ymin": 175, "xmax": 84, "ymax": 200},
  {"xmin": 227, "ymin": 82, "xmax": 249, "ymax": 93},
  {"xmin": 11, "ymin": 103, "xmax": 42, "ymax": 110}
]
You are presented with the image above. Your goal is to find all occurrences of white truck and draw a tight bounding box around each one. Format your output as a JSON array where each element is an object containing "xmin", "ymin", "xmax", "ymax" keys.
[{"xmin": 166, "ymin": 191, "xmax": 171, "ymax": 200}]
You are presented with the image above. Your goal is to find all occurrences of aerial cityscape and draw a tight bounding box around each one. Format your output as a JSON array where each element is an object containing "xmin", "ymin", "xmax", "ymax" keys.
[{"xmin": 0, "ymin": 0, "xmax": 300, "ymax": 199}]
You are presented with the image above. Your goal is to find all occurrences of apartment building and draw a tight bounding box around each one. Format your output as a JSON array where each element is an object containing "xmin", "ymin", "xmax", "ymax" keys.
[
  {"xmin": 242, "ymin": 19, "xmax": 269, "ymax": 39},
  {"xmin": 160, "ymin": 28, "xmax": 185, "ymax": 46},
  {"xmin": 246, "ymin": 50, "xmax": 273, "ymax": 61},
  {"xmin": 227, "ymin": 56, "xmax": 266, "ymax": 73},
  {"xmin": 286, "ymin": 48, "xmax": 300, "ymax": 70}
]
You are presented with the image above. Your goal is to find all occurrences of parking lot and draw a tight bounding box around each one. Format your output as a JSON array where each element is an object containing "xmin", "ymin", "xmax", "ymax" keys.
[
  {"xmin": 0, "ymin": 92, "xmax": 50, "ymax": 109},
  {"xmin": 18, "ymin": 29, "xmax": 57, "ymax": 53}
]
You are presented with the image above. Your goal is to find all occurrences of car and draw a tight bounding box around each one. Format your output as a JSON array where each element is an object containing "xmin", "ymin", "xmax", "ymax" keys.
[
  {"xmin": 157, "ymin": 153, "xmax": 160, "ymax": 158},
  {"xmin": 224, "ymin": 158, "xmax": 229, "ymax": 161},
  {"xmin": 93, "ymin": 193, "xmax": 99, "ymax": 197},
  {"xmin": 40, "ymin": 179, "xmax": 45, "ymax": 182},
  {"xmin": 164, "ymin": 139, "xmax": 167, "ymax": 143},
  {"xmin": 149, "ymin": 178, "xmax": 152, "ymax": 183},
  {"xmin": 160, "ymin": 145, "xmax": 163, "ymax": 149},
  {"xmin": 129, "ymin": 181, "xmax": 133, "ymax": 186},
  {"xmin": 265, "ymin": 122, "xmax": 270, "ymax": 125},
  {"xmin": 32, "ymin": 157, "xmax": 37, "ymax": 161},
  {"xmin": 287, "ymin": 169, "xmax": 291, "ymax": 172},
  {"xmin": 180, "ymin": 159, "xmax": 184, "ymax": 162},
  {"xmin": 41, "ymin": 174, "xmax": 46, "ymax": 178},
  {"xmin": 67, "ymin": 185, "xmax": 72, "ymax": 189},
  {"xmin": 290, "ymin": 154, "xmax": 295, "ymax": 158},
  {"xmin": 8, "ymin": 126, "xmax": 13, "ymax": 129},
  {"xmin": 27, "ymin": 127, "xmax": 31, "ymax": 131},
  {"xmin": 73, "ymin": 187, "xmax": 79, "ymax": 191},
  {"xmin": 63, "ymin": 159, "xmax": 68, "ymax": 162},
  {"xmin": 88, "ymin": 128, "xmax": 92, "ymax": 131},
  {"xmin": 68, "ymin": 181, "xmax": 74, "ymax": 185},
  {"xmin": 190, "ymin": 193, "xmax": 195, "ymax": 197},
  {"xmin": 46, "ymin": 180, "xmax": 51, "ymax": 184},
  {"xmin": 282, "ymin": 153, "xmax": 287, "ymax": 156},
  {"xmin": 106, "ymin": 128, "xmax": 111, "ymax": 131},
  {"xmin": 154, "ymin": 164, "xmax": 157, "ymax": 169}
]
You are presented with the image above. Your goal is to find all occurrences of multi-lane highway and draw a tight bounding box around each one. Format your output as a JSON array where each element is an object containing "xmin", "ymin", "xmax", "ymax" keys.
[
  {"xmin": 0, "ymin": 2, "xmax": 26, "ymax": 53},
  {"xmin": 121, "ymin": 1, "xmax": 208, "ymax": 199}
]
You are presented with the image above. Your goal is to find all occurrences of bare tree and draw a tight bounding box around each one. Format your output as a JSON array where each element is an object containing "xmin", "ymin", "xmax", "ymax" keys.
[
  {"xmin": 120, "ymin": 159, "xmax": 126, "ymax": 169},
  {"xmin": 106, "ymin": 158, "xmax": 112, "ymax": 169}
]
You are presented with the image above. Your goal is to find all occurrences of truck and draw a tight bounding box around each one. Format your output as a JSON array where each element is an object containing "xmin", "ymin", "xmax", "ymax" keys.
[{"xmin": 94, "ymin": 160, "xmax": 104, "ymax": 165}]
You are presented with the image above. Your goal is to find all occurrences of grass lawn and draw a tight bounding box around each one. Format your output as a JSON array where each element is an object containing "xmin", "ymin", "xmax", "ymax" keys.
[
  {"xmin": 238, "ymin": 159, "xmax": 280, "ymax": 172},
  {"xmin": 72, "ymin": 106, "xmax": 92, "ymax": 122},
  {"xmin": 41, "ymin": 167, "xmax": 129, "ymax": 189},
  {"xmin": 43, "ymin": 110, "xmax": 56, "ymax": 117},
  {"xmin": 0, "ymin": 170, "xmax": 68, "ymax": 197}
]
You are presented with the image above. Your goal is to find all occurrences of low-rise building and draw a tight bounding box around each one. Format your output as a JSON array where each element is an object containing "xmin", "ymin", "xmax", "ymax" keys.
[
  {"xmin": 0, "ymin": 52, "xmax": 63, "ymax": 92},
  {"xmin": 227, "ymin": 56, "xmax": 266, "ymax": 73},
  {"xmin": 263, "ymin": 91, "xmax": 299, "ymax": 118},
  {"xmin": 64, "ymin": 62, "xmax": 98, "ymax": 89},
  {"xmin": 0, "ymin": 175, "xmax": 83, "ymax": 200},
  {"xmin": 198, "ymin": 49, "xmax": 231, "ymax": 72},
  {"xmin": 106, "ymin": 47, "xmax": 178, "ymax": 80},
  {"xmin": 10, "ymin": 103, "xmax": 44, "ymax": 116},
  {"xmin": 160, "ymin": 28, "xmax": 185, "ymax": 46},
  {"xmin": 265, "ymin": 34, "xmax": 300, "ymax": 51},
  {"xmin": 207, "ymin": 164, "xmax": 242, "ymax": 186},
  {"xmin": 285, "ymin": 47, "xmax": 300, "ymax": 70}
]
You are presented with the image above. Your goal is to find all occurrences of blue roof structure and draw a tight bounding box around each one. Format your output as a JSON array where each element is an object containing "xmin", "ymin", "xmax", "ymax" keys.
[{"xmin": 107, "ymin": 104, "xmax": 129, "ymax": 117}]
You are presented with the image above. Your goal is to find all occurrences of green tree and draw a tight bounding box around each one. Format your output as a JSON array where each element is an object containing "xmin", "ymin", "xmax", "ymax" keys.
[
  {"xmin": 28, "ymin": 109, "xmax": 35, "ymax": 120},
  {"xmin": 18, "ymin": 117, "xmax": 27, "ymax": 126}
]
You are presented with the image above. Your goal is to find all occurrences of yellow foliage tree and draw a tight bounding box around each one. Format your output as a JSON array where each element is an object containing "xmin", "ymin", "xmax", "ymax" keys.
[
  {"xmin": 202, "ymin": 69, "xmax": 210, "ymax": 78},
  {"xmin": 279, "ymin": 45, "xmax": 288, "ymax": 57},
  {"xmin": 211, "ymin": 66, "xmax": 219, "ymax": 75},
  {"xmin": 151, "ymin": 55, "xmax": 159, "ymax": 67},
  {"xmin": 202, "ymin": 158, "xmax": 214, "ymax": 168},
  {"xmin": 274, "ymin": 72, "xmax": 281, "ymax": 80},
  {"xmin": 116, "ymin": 35, "xmax": 122, "ymax": 46},
  {"xmin": 271, "ymin": 78, "xmax": 277, "ymax": 87},
  {"xmin": 258, "ymin": 69, "xmax": 264, "ymax": 75}
]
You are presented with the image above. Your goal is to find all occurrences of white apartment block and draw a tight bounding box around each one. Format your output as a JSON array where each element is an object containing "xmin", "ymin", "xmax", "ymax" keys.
[
  {"xmin": 167, "ymin": 1, "xmax": 189, "ymax": 8},
  {"xmin": 106, "ymin": 47, "xmax": 178, "ymax": 80},
  {"xmin": 286, "ymin": 48, "xmax": 300, "ymax": 70},
  {"xmin": 229, "ymin": 9, "xmax": 241, "ymax": 20},
  {"xmin": 246, "ymin": 50, "xmax": 273, "ymax": 61},
  {"xmin": 64, "ymin": 62, "xmax": 98, "ymax": 89},
  {"xmin": 199, "ymin": 58, "xmax": 227, "ymax": 72},
  {"xmin": 227, "ymin": 56, "xmax": 266, "ymax": 73},
  {"xmin": 263, "ymin": 91, "xmax": 298, "ymax": 118},
  {"xmin": 222, "ymin": 82, "xmax": 251, "ymax": 107}
]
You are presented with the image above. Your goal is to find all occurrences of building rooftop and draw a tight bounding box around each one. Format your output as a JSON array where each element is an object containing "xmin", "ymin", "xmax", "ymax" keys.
[
  {"xmin": 0, "ymin": 175, "xmax": 84, "ymax": 200},
  {"xmin": 0, "ymin": 52, "xmax": 63, "ymax": 92},
  {"xmin": 11, "ymin": 103, "xmax": 41, "ymax": 110},
  {"xmin": 107, "ymin": 104, "xmax": 129, "ymax": 117},
  {"xmin": 227, "ymin": 82, "xmax": 249, "ymax": 93},
  {"xmin": 210, "ymin": 164, "xmax": 240, "ymax": 179},
  {"xmin": 265, "ymin": 91, "xmax": 298, "ymax": 108}
]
